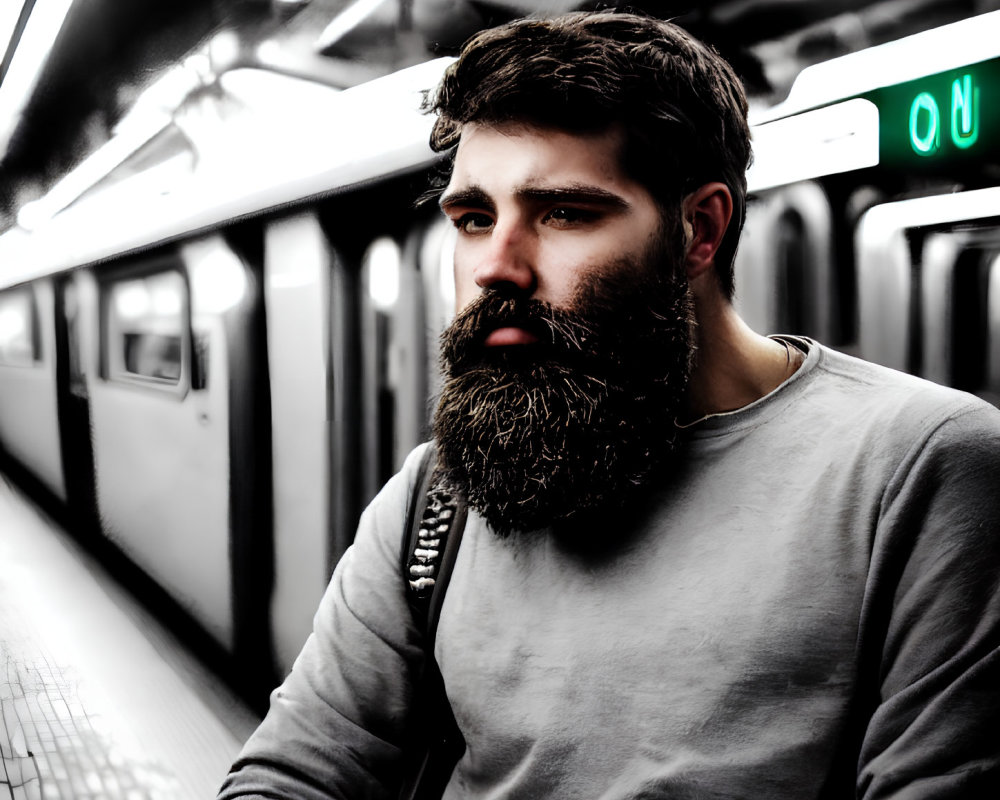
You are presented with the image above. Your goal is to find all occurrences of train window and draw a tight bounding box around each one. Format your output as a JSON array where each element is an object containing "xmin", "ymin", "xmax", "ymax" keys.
[
  {"xmin": 105, "ymin": 271, "xmax": 186, "ymax": 386},
  {"xmin": 0, "ymin": 288, "xmax": 40, "ymax": 367}
]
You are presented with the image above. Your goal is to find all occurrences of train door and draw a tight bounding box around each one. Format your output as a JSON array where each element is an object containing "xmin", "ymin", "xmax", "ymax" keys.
[
  {"xmin": 921, "ymin": 232, "xmax": 971, "ymax": 388},
  {"xmin": 264, "ymin": 207, "xmax": 443, "ymax": 676},
  {"xmin": 855, "ymin": 211, "xmax": 913, "ymax": 372},
  {"xmin": 53, "ymin": 274, "xmax": 100, "ymax": 537},
  {"xmin": 419, "ymin": 217, "xmax": 458, "ymax": 407},
  {"xmin": 358, "ymin": 233, "xmax": 430, "ymax": 505},
  {"xmin": 948, "ymin": 239, "xmax": 997, "ymax": 397},
  {"xmin": 734, "ymin": 181, "xmax": 837, "ymax": 342},
  {"xmin": 0, "ymin": 280, "xmax": 65, "ymax": 500},
  {"xmin": 86, "ymin": 237, "xmax": 271, "ymax": 691},
  {"xmin": 263, "ymin": 210, "xmax": 347, "ymax": 675},
  {"xmin": 920, "ymin": 229, "xmax": 1000, "ymax": 398},
  {"xmin": 856, "ymin": 190, "xmax": 1000, "ymax": 385}
]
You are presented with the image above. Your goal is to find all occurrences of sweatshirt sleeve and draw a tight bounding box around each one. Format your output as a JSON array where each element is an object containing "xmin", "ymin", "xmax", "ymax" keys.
[
  {"xmin": 857, "ymin": 403, "xmax": 1000, "ymax": 798},
  {"xmin": 216, "ymin": 444, "xmax": 431, "ymax": 800}
]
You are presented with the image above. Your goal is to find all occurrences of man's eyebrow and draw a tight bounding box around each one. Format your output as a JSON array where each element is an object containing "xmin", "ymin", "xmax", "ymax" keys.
[
  {"xmin": 438, "ymin": 186, "xmax": 494, "ymax": 212},
  {"xmin": 439, "ymin": 183, "xmax": 631, "ymax": 213},
  {"xmin": 515, "ymin": 184, "xmax": 630, "ymax": 209}
]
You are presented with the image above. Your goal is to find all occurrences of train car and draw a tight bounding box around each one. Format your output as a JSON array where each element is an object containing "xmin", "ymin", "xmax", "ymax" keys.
[
  {"xmin": 1, "ymin": 10, "xmax": 999, "ymax": 706},
  {"xmin": 0, "ymin": 55, "xmax": 457, "ymax": 702}
]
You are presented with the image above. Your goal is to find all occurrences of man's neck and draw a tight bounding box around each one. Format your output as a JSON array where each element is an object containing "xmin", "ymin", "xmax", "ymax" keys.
[{"xmin": 684, "ymin": 298, "xmax": 802, "ymax": 422}]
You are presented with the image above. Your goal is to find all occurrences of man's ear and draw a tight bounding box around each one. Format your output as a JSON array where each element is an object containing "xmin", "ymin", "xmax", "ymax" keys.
[{"xmin": 683, "ymin": 182, "xmax": 733, "ymax": 281}]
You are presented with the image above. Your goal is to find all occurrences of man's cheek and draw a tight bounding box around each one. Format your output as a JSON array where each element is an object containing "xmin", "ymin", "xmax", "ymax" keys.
[{"xmin": 452, "ymin": 255, "xmax": 480, "ymax": 312}]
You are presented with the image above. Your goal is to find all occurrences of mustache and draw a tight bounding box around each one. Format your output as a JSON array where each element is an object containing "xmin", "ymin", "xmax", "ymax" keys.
[{"xmin": 440, "ymin": 291, "xmax": 600, "ymax": 374}]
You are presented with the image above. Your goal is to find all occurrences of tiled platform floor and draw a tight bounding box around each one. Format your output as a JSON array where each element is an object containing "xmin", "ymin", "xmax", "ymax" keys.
[{"xmin": 0, "ymin": 476, "xmax": 260, "ymax": 799}]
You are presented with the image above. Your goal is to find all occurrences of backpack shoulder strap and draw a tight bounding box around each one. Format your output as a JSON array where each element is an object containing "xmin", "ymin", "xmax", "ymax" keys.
[
  {"xmin": 401, "ymin": 442, "xmax": 439, "ymax": 595},
  {"xmin": 398, "ymin": 443, "xmax": 468, "ymax": 799},
  {"xmin": 401, "ymin": 443, "xmax": 468, "ymax": 642}
]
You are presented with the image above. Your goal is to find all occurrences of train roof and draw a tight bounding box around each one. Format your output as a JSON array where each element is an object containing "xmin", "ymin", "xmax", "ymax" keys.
[
  {"xmin": 752, "ymin": 9, "xmax": 1000, "ymax": 123},
  {"xmin": 6, "ymin": 9, "xmax": 1000, "ymax": 290},
  {"xmin": 0, "ymin": 57, "xmax": 453, "ymax": 290}
]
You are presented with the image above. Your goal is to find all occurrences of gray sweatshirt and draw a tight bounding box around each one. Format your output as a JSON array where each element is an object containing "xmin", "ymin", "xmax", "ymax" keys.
[{"xmin": 220, "ymin": 340, "xmax": 1000, "ymax": 799}]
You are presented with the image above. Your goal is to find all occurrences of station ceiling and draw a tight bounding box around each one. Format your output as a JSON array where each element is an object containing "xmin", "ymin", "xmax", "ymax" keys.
[{"xmin": 0, "ymin": 0, "xmax": 993, "ymax": 227}]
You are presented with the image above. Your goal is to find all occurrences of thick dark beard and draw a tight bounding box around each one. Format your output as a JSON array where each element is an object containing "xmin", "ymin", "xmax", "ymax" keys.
[{"xmin": 433, "ymin": 248, "xmax": 694, "ymax": 538}]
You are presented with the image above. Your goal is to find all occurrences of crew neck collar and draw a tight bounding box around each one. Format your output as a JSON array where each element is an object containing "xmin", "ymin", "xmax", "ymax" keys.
[{"xmin": 679, "ymin": 335, "xmax": 820, "ymax": 438}]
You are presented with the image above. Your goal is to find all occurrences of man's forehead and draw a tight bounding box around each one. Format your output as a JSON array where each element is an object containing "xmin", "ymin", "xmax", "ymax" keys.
[
  {"xmin": 442, "ymin": 121, "xmax": 631, "ymax": 197},
  {"xmin": 450, "ymin": 120, "xmax": 627, "ymax": 152}
]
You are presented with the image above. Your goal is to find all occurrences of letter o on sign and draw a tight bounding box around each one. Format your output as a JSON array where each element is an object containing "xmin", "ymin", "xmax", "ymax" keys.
[{"xmin": 909, "ymin": 92, "xmax": 941, "ymax": 156}]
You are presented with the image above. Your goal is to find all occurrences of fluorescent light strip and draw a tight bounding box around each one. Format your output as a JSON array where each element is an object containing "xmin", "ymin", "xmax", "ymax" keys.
[
  {"xmin": 0, "ymin": 2, "xmax": 30, "ymax": 64},
  {"xmin": 0, "ymin": 0, "xmax": 75, "ymax": 154},
  {"xmin": 315, "ymin": 0, "xmax": 390, "ymax": 51}
]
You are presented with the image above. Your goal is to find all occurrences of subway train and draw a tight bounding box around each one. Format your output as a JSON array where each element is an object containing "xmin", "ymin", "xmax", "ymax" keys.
[{"xmin": 1, "ymin": 12, "xmax": 999, "ymax": 705}]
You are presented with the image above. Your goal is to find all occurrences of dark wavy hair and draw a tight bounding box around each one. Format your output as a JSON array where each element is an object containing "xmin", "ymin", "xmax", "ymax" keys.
[{"xmin": 426, "ymin": 11, "xmax": 752, "ymax": 300}]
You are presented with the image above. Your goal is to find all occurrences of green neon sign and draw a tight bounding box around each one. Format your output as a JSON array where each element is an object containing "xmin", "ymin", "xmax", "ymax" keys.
[
  {"xmin": 907, "ymin": 75, "xmax": 980, "ymax": 155},
  {"xmin": 868, "ymin": 59, "xmax": 999, "ymax": 171}
]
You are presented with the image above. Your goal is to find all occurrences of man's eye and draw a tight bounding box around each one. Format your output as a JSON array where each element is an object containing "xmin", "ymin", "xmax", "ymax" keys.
[
  {"xmin": 453, "ymin": 213, "xmax": 493, "ymax": 234},
  {"xmin": 544, "ymin": 207, "xmax": 596, "ymax": 226}
]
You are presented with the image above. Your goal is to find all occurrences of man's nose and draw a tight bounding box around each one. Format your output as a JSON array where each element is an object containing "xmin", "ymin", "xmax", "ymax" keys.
[{"xmin": 473, "ymin": 221, "xmax": 536, "ymax": 294}]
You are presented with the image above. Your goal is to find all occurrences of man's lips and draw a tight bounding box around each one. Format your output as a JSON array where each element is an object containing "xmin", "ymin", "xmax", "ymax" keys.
[{"xmin": 484, "ymin": 326, "xmax": 540, "ymax": 347}]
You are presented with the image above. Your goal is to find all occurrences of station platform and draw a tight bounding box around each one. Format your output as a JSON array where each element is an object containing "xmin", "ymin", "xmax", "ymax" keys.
[{"xmin": 0, "ymin": 474, "xmax": 260, "ymax": 799}]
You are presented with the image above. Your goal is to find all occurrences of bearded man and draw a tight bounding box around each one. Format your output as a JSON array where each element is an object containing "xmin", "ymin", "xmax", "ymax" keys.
[{"xmin": 219, "ymin": 11, "xmax": 1000, "ymax": 800}]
